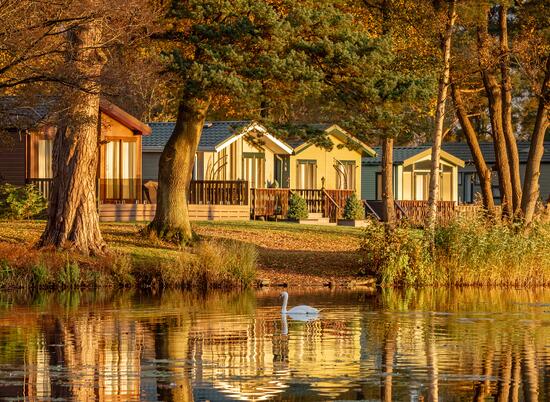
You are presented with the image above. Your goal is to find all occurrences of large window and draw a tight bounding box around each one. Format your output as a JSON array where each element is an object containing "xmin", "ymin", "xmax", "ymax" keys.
[
  {"xmin": 37, "ymin": 139, "xmax": 53, "ymax": 178},
  {"xmin": 104, "ymin": 139, "xmax": 137, "ymax": 200},
  {"xmin": 335, "ymin": 160, "xmax": 356, "ymax": 190},
  {"xmin": 243, "ymin": 152, "xmax": 265, "ymax": 188},
  {"xmin": 297, "ymin": 160, "xmax": 317, "ymax": 189}
]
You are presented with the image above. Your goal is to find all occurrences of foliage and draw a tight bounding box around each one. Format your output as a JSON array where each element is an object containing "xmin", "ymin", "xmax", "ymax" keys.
[
  {"xmin": 58, "ymin": 258, "xmax": 80, "ymax": 289},
  {"xmin": 343, "ymin": 193, "xmax": 365, "ymax": 220},
  {"xmin": 287, "ymin": 193, "xmax": 308, "ymax": 220},
  {"xmin": 0, "ymin": 184, "xmax": 46, "ymax": 220},
  {"xmin": 360, "ymin": 217, "xmax": 550, "ymax": 287}
]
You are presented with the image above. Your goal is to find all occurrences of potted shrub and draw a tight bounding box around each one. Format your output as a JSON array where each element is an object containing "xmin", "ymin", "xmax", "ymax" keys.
[
  {"xmin": 287, "ymin": 193, "xmax": 308, "ymax": 221},
  {"xmin": 339, "ymin": 193, "xmax": 369, "ymax": 227}
]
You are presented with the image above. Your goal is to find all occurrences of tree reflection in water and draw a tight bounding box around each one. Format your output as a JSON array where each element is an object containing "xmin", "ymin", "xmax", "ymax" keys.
[{"xmin": 0, "ymin": 287, "xmax": 547, "ymax": 401}]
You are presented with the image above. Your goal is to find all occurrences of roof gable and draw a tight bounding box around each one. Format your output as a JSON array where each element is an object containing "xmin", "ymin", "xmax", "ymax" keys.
[
  {"xmin": 293, "ymin": 124, "xmax": 376, "ymax": 157},
  {"xmin": 362, "ymin": 146, "xmax": 465, "ymax": 167}
]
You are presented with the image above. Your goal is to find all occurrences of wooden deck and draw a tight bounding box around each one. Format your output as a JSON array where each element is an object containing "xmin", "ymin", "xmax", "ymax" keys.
[{"xmin": 99, "ymin": 204, "xmax": 250, "ymax": 222}]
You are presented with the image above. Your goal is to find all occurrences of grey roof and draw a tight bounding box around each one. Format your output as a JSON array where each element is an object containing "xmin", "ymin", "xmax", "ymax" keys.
[
  {"xmin": 0, "ymin": 96, "xmax": 56, "ymax": 129},
  {"xmin": 441, "ymin": 142, "xmax": 550, "ymax": 164},
  {"xmin": 144, "ymin": 120, "xmax": 250, "ymax": 152},
  {"xmin": 362, "ymin": 146, "xmax": 431, "ymax": 165},
  {"xmin": 362, "ymin": 142, "xmax": 550, "ymax": 166}
]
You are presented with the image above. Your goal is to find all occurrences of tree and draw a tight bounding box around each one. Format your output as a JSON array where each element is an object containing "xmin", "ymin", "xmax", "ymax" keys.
[
  {"xmin": 148, "ymin": 0, "xmax": 380, "ymax": 243},
  {"xmin": 34, "ymin": 0, "xmax": 154, "ymax": 254},
  {"xmin": 427, "ymin": 0, "xmax": 457, "ymax": 232}
]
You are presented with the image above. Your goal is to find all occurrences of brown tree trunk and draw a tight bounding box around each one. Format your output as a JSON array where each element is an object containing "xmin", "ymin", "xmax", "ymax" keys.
[
  {"xmin": 147, "ymin": 98, "xmax": 210, "ymax": 243},
  {"xmin": 477, "ymin": 15, "xmax": 514, "ymax": 218},
  {"xmin": 499, "ymin": 4, "xmax": 522, "ymax": 213},
  {"xmin": 381, "ymin": 137, "xmax": 396, "ymax": 226},
  {"xmin": 521, "ymin": 54, "xmax": 550, "ymax": 224},
  {"xmin": 428, "ymin": 0, "xmax": 456, "ymax": 231},
  {"xmin": 451, "ymin": 83, "xmax": 496, "ymax": 216},
  {"xmin": 37, "ymin": 10, "xmax": 106, "ymax": 255}
]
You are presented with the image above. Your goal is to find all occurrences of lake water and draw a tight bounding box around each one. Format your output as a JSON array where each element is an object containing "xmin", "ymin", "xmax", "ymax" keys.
[{"xmin": 0, "ymin": 288, "xmax": 548, "ymax": 401}]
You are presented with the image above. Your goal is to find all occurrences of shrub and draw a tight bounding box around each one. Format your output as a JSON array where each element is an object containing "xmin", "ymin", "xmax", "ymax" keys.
[
  {"xmin": 343, "ymin": 193, "xmax": 365, "ymax": 220},
  {"xmin": 360, "ymin": 223, "xmax": 434, "ymax": 286},
  {"xmin": 0, "ymin": 183, "xmax": 46, "ymax": 219},
  {"xmin": 288, "ymin": 193, "xmax": 308, "ymax": 220},
  {"xmin": 31, "ymin": 262, "xmax": 50, "ymax": 287}
]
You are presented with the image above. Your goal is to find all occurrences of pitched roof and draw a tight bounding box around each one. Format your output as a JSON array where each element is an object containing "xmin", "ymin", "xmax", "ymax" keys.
[
  {"xmin": 0, "ymin": 96, "xmax": 151, "ymax": 135},
  {"xmin": 362, "ymin": 146, "xmax": 430, "ymax": 165},
  {"xmin": 144, "ymin": 121, "xmax": 250, "ymax": 152},
  {"xmin": 362, "ymin": 142, "xmax": 550, "ymax": 166},
  {"xmin": 144, "ymin": 121, "xmax": 374, "ymax": 156},
  {"xmin": 441, "ymin": 142, "xmax": 550, "ymax": 164}
]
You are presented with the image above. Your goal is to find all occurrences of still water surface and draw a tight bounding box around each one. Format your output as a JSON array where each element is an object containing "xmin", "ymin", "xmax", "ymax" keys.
[{"xmin": 0, "ymin": 288, "xmax": 548, "ymax": 401}]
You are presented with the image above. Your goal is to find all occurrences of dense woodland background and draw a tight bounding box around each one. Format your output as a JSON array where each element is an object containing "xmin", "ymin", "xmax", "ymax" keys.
[{"xmin": 0, "ymin": 0, "xmax": 548, "ymax": 253}]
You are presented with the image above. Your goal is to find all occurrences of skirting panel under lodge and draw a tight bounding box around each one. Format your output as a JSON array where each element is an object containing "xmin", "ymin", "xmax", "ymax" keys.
[{"xmin": 99, "ymin": 204, "xmax": 250, "ymax": 222}]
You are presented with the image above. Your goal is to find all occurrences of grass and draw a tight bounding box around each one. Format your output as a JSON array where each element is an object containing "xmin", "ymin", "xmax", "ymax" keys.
[
  {"xmin": 360, "ymin": 216, "xmax": 550, "ymax": 287},
  {"xmin": 0, "ymin": 220, "xmax": 258, "ymax": 290},
  {"xmin": 0, "ymin": 220, "xmax": 364, "ymax": 290}
]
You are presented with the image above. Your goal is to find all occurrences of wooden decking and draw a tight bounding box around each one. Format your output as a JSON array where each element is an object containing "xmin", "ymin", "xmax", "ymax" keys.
[{"xmin": 99, "ymin": 204, "xmax": 250, "ymax": 222}]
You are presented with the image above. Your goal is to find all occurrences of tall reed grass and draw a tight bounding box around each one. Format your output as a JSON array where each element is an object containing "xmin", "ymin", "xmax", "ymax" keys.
[
  {"xmin": 0, "ymin": 239, "xmax": 257, "ymax": 290},
  {"xmin": 360, "ymin": 216, "xmax": 550, "ymax": 287}
]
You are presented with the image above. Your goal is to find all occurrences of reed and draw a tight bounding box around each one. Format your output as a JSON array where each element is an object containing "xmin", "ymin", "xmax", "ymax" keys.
[{"xmin": 360, "ymin": 217, "xmax": 550, "ymax": 287}]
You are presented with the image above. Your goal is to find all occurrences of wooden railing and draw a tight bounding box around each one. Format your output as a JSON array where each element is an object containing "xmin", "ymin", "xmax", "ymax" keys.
[
  {"xmin": 396, "ymin": 200, "xmax": 457, "ymax": 226},
  {"xmin": 250, "ymin": 188, "xmax": 289, "ymax": 217},
  {"xmin": 25, "ymin": 178, "xmax": 52, "ymax": 201},
  {"xmin": 251, "ymin": 188, "xmax": 354, "ymax": 221},
  {"xmin": 189, "ymin": 180, "xmax": 248, "ymax": 205},
  {"xmin": 293, "ymin": 189, "xmax": 325, "ymax": 214}
]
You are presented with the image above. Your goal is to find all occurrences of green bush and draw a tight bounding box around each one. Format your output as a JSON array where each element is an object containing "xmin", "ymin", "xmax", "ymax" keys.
[
  {"xmin": 0, "ymin": 183, "xmax": 46, "ymax": 219},
  {"xmin": 343, "ymin": 193, "xmax": 365, "ymax": 220},
  {"xmin": 287, "ymin": 193, "xmax": 308, "ymax": 220}
]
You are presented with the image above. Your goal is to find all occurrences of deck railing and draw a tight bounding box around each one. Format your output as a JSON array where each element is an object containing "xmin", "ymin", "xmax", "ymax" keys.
[
  {"xmin": 250, "ymin": 188, "xmax": 289, "ymax": 217},
  {"xmin": 189, "ymin": 180, "xmax": 248, "ymax": 205},
  {"xmin": 251, "ymin": 188, "xmax": 354, "ymax": 221},
  {"xmin": 396, "ymin": 200, "xmax": 457, "ymax": 226}
]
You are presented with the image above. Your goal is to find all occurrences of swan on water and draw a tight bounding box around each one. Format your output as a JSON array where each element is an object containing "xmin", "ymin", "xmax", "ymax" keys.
[{"xmin": 280, "ymin": 291, "xmax": 320, "ymax": 315}]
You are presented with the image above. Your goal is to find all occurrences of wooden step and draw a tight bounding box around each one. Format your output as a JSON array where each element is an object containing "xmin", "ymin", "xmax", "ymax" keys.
[{"xmin": 308, "ymin": 212, "xmax": 324, "ymax": 219}]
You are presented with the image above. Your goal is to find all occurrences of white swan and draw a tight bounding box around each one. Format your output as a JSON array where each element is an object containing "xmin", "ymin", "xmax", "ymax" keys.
[{"xmin": 280, "ymin": 291, "xmax": 320, "ymax": 315}]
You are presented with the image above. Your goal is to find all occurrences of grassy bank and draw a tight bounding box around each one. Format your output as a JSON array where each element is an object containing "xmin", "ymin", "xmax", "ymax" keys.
[
  {"xmin": 0, "ymin": 220, "xmax": 363, "ymax": 290},
  {"xmin": 360, "ymin": 217, "xmax": 550, "ymax": 287},
  {"xmin": 0, "ymin": 221, "xmax": 257, "ymax": 290}
]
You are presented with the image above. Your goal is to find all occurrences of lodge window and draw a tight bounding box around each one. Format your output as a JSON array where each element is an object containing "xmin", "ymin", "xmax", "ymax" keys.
[
  {"xmin": 297, "ymin": 160, "xmax": 317, "ymax": 189},
  {"xmin": 29, "ymin": 128, "xmax": 55, "ymax": 179},
  {"xmin": 376, "ymin": 172, "xmax": 382, "ymax": 200},
  {"xmin": 103, "ymin": 139, "xmax": 138, "ymax": 200},
  {"xmin": 243, "ymin": 152, "xmax": 265, "ymax": 188},
  {"xmin": 335, "ymin": 160, "xmax": 356, "ymax": 190}
]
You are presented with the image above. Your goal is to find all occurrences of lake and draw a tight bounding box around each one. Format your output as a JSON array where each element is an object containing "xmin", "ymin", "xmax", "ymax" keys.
[{"xmin": 0, "ymin": 287, "xmax": 548, "ymax": 401}]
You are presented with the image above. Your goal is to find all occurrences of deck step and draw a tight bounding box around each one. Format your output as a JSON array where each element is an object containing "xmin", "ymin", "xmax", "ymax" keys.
[
  {"xmin": 308, "ymin": 212, "xmax": 324, "ymax": 219},
  {"xmin": 298, "ymin": 217, "xmax": 335, "ymax": 226}
]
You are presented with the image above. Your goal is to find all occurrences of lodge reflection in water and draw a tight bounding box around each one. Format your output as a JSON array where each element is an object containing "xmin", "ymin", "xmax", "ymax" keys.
[{"xmin": 0, "ymin": 288, "xmax": 548, "ymax": 401}]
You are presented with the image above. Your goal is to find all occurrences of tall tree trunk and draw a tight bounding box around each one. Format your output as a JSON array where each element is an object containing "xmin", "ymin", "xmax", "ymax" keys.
[
  {"xmin": 147, "ymin": 98, "xmax": 210, "ymax": 243},
  {"xmin": 477, "ymin": 14, "xmax": 514, "ymax": 218},
  {"xmin": 521, "ymin": 54, "xmax": 550, "ymax": 224},
  {"xmin": 428, "ymin": 0, "xmax": 456, "ymax": 231},
  {"xmin": 451, "ymin": 83, "xmax": 496, "ymax": 216},
  {"xmin": 37, "ymin": 11, "xmax": 106, "ymax": 255},
  {"xmin": 381, "ymin": 137, "xmax": 396, "ymax": 226},
  {"xmin": 499, "ymin": 4, "xmax": 522, "ymax": 213}
]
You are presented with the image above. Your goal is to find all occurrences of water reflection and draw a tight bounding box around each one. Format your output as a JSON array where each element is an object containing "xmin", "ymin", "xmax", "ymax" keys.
[{"xmin": 0, "ymin": 288, "xmax": 548, "ymax": 400}]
